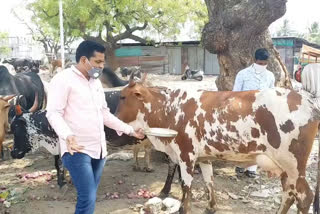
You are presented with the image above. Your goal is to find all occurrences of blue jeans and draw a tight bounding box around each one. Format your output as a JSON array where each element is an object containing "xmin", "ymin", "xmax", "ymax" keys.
[{"xmin": 62, "ymin": 153, "xmax": 106, "ymax": 214}]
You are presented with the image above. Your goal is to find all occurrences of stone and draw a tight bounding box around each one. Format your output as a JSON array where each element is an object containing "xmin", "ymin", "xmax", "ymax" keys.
[
  {"xmin": 228, "ymin": 192, "xmax": 239, "ymax": 200},
  {"xmin": 162, "ymin": 198, "xmax": 181, "ymax": 213},
  {"xmin": 250, "ymin": 189, "xmax": 271, "ymax": 198},
  {"xmin": 4, "ymin": 201, "xmax": 11, "ymax": 208},
  {"xmin": 144, "ymin": 197, "xmax": 163, "ymax": 214},
  {"xmin": 274, "ymin": 197, "xmax": 281, "ymax": 204}
]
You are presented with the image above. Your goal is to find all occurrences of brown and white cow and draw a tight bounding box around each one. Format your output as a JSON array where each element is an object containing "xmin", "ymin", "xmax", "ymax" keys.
[{"xmin": 116, "ymin": 78, "xmax": 320, "ymax": 214}]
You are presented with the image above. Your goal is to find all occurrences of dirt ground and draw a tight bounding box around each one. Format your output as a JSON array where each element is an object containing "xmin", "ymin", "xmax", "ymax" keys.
[{"xmin": 0, "ymin": 71, "xmax": 317, "ymax": 214}]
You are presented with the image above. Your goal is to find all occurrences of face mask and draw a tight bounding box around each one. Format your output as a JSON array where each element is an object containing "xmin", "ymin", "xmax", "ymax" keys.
[
  {"xmin": 253, "ymin": 63, "xmax": 267, "ymax": 74},
  {"xmin": 86, "ymin": 59, "xmax": 102, "ymax": 79}
]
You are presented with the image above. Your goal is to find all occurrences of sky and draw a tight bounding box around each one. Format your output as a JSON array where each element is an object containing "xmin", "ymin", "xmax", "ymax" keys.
[
  {"xmin": 1, "ymin": 0, "xmax": 320, "ymax": 39},
  {"xmin": 269, "ymin": 0, "xmax": 320, "ymax": 35}
]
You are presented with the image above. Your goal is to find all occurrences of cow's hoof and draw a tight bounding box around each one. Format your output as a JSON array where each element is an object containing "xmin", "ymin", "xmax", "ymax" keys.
[
  {"xmin": 158, "ymin": 191, "xmax": 169, "ymax": 199},
  {"xmin": 133, "ymin": 166, "xmax": 142, "ymax": 172},
  {"xmin": 179, "ymin": 206, "xmax": 184, "ymax": 214},
  {"xmin": 58, "ymin": 181, "xmax": 67, "ymax": 188},
  {"xmin": 143, "ymin": 167, "xmax": 154, "ymax": 173},
  {"xmin": 205, "ymin": 207, "xmax": 217, "ymax": 214}
]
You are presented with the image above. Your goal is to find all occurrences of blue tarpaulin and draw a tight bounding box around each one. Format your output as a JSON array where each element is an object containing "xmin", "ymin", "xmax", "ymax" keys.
[{"xmin": 115, "ymin": 48, "xmax": 142, "ymax": 57}]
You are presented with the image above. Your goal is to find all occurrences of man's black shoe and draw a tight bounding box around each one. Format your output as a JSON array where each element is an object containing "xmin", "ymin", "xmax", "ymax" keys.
[
  {"xmin": 244, "ymin": 170, "xmax": 257, "ymax": 178},
  {"xmin": 235, "ymin": 167, "xmax": 245, "ymax": 174}
]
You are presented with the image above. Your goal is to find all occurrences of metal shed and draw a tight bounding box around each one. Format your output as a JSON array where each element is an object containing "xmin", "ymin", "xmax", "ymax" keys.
[{"xmin": 115, "ymin": 41, "xmax": 220, "ymax": 75}]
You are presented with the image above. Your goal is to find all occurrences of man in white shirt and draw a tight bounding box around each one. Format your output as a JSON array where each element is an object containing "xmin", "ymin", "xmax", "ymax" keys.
[{"xmin": 233, "ymin": 48, "xmax": 275, "ymax": 178}]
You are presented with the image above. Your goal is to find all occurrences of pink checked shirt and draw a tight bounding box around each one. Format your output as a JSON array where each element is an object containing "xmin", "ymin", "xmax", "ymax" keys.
[{"xmin": 46, "ymin": 66, "xmax": 134, "ymax": 159}]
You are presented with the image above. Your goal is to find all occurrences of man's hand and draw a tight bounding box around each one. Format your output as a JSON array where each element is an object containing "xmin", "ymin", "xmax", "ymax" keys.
[
  {"xmin": 66, "ymin": 135, "xmax": 84, "ymax": 155},
  {"xmin": 131, "ymin": 128, "xmax": 145, "ymax": 139}
]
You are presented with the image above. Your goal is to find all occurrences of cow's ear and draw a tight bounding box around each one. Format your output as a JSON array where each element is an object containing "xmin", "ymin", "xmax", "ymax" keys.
[
  {"xmin": 4, "ymin": 103, "xmax": 10, "ymax": 109},
  {"xmin": 134, "ymin": 91, "xmax": 144, "ymax": 100},
  {"xmin": 2, "ymin": 94, "xmax": 16, "ymax": 102}
]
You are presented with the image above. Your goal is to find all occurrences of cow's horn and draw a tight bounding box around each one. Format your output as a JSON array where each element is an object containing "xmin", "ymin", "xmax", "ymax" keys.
[
  {"xmin": 129, "ymin": 70, "xmax": 135, "ymax": 82},
  {"xmin": 16, "ymin": 95, "xmax": 24, "ymax": 105},
  {"xmin": 141, "ymin": 72, "xmax": 147, "ymax": 84},
  {"xmin": 128, "ymin": 79, "xmax": 136, "ymax": 88},
  {"xmin": 28, "ymin": 93, "xmax": 38, "ymax": 113},
  {"xmin": 1, "ymin": 94, "xmax": 16, "ymax": 102}
]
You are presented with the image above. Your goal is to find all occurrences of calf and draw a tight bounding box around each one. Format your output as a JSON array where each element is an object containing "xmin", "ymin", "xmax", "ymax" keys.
[
  {"xmin": 116, "ymin": 77, "xmax": 320, "ymax": 214},
  {"xmin": 49, "ymin": 59, "xmax": 73, "ymax": 77},
  {"xmin": 0, "ymin": 95, "xmax": 16, "ymax": 159},
  {"xmin": 103, "ymin": 90, "xmax": 154, "ymax": 172}
]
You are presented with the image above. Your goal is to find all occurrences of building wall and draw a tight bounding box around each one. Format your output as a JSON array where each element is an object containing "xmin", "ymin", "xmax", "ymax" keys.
[
  {"xmin": 272, "ymin": 38, "xmax": 295, "ymax": 76},
  {"xmin": 115, "ymin": 37, "xmax": 318, "ymax": 76},
  {"xmin": 0, "ymin": 36, "xmax": 43, "ymax": 59},
  {"xmin": 276, "ymin": 47, "xmax": 294, "ymax": 76},
  {"xmin": 115, "ymin": 44, "xmax": 220, "ymax": 75}
]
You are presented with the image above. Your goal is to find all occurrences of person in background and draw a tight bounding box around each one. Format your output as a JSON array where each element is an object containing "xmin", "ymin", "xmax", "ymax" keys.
[
  {"xmin": 46, "ymin": 40, "xmax": 145, "ymax": 214},
  {"xmin": 233, "ymin": 48, "xmax": 275, "ymax": 178}
]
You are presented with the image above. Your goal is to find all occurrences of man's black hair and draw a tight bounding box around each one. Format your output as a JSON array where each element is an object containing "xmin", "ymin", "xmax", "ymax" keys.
[
  {"xmin": 255, "ymin": 48, "xmax": 270, "ymax": 61},
  {"xmin": 75, "ymin": 40, "xmax": 105, "ymax": 63}
]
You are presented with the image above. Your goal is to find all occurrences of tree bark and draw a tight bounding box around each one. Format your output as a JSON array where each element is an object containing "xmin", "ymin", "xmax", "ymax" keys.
[
  {"xmin": 105, "ymin": 44, "xmax": 119, "ymax": 71},
  {"xmin": 202, "ymin": 0, "xmax": 292, "ymax": 91}
]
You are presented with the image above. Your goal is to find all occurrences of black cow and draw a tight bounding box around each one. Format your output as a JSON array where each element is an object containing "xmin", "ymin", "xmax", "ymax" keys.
[
  {"xmin": 100, "ymin": 67, "xmax": 128, "ymax": 87},
  {"xmin": 10, "ymin": 91, "xmax": 138, "ymax": 187},
  {"xmin": 120, "ymin": 67, "xmax": 141, "ymax": 78},
  {"xmin": 100, "ymin": 67, "xmax": 141, "ymax": 88},
  {"xmin": 9, "ymin": 110, "xmax": 66, "ymax": 186},
  {"xmin": 0, "ymin": 65, "xmax": 45, "ymax": 121},
  {"xmin": 3, "ymin": 58, "xmax": 40, "ymax": 73}
]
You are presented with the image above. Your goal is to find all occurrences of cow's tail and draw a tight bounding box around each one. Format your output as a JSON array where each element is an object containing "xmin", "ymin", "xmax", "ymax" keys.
[
  {"xmin": 313, "ymin": 129, "xmax": 320, "ymax": 214},
  {"xmin": 42, "ymin": 81, "xmax": 49, "ymax": 110},
  {"xmin": 42, "ymin": 90, "xmax": 47, "ymax": 110}
]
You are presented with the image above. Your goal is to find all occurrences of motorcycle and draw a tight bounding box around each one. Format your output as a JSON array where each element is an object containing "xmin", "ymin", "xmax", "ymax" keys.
[{"xmin": 181, "ymin": 66, "xmax": 204, "ymax": 81}]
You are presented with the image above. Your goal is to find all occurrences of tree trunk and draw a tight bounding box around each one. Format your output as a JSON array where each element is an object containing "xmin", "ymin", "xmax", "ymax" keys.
[
  {"xmin": 105, "ymin": 47, "xmax": 119, "ymax": 71},
  {"xmin": 202, "ymin": 0, "xmax": 292, "ymax": 91}
]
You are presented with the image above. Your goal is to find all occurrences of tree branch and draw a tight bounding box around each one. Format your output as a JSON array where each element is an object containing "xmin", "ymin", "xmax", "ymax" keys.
[
  {"xmin": 131, "ymin": 21, "xmax": 148, "ymax": 32},
  {"xmin": 114, "ymin": 21, "xmax": 148, "ymax": 41},
  {"xmin": 127, "ymin": 34, "xmax": 150, "ymax": 44},
  {"xmin": 82, "ymin": 35, "xmax": 106, "ymax": 45},
  {"xmin": 41, "ymin": 8, "xmax": 59, "ymax": 18}
]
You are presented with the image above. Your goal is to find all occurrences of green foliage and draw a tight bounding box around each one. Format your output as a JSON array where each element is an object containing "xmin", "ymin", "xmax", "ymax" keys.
[
  {"xmin": 0, "ymin": 32, "xmax": 11, "ymax": 56},
  {"xmin": 275, "ymin": 20, "xmax": 320, "ymax": 45},
  {"xmin": 306, "ymin": 22, "xmax": 320, "ymax": 45},
  {"xmin": 29, "ymin": 0, "xmax": 207, "ymax": 45},
  {"xmin": 276, "ymin": 19, "xmax": 295, "ymax": 37}
]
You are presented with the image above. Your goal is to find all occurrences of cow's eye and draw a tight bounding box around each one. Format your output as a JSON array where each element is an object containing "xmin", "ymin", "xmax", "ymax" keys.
[{"xmin": 120, "ymin": 96, "xmax": 126, "ymax": 100}]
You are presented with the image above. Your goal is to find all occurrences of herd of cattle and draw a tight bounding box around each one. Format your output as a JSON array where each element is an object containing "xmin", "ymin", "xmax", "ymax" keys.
[
  {"xmin": 0, "ymin": 58, "xmax": 41, "ymax": 74},
  {"xmin": 1, "ymin": 62, "xmax": 320, "ymax": 214}
]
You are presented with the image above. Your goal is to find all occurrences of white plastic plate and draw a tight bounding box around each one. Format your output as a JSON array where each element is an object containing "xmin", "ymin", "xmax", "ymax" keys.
[{"xmin": 144, "ymin": 128, "xmax": 178, "ymax": 137}]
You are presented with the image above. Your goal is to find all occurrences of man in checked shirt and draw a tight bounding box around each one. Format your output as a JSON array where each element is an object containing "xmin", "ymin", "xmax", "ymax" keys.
[{"xmin": 46, "ymin": 40, "xmax": 145, "ymax": 214}]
